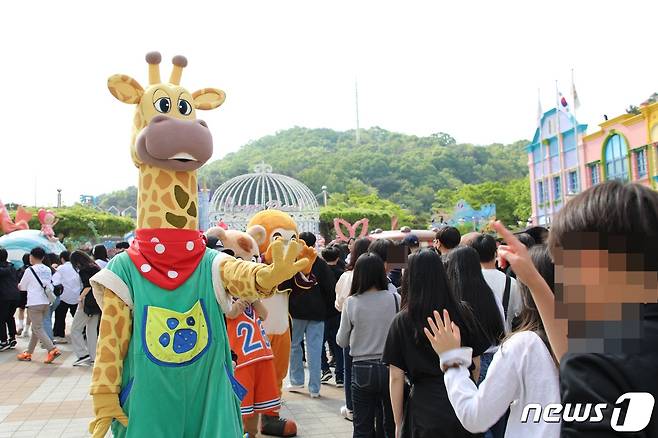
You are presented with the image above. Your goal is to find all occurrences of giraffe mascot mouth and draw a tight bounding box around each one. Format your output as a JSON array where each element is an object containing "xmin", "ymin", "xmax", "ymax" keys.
[
  {"xmin": 88, "ymin": 52, "xmax": 310, "ymax": 438},
  {"xmin": 135, "ymin": 115, "xmax": 213, "ymax": 171}
]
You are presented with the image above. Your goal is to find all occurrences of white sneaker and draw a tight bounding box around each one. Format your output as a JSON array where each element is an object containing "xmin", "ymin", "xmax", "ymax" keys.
[
  {"xmin": 286, "ymin": 384, "xmax": 304, "ymax": 393},
  {"xmin": 310, "ymin": 392, "xmax": 320, "ymax": 399},
  {"xmin": 53, "ymin": 337, "xmax": 69, "ymax": 344},
  {"xmin": 340, "ymin": 405, "xmax": 353, "ymax": 421}
]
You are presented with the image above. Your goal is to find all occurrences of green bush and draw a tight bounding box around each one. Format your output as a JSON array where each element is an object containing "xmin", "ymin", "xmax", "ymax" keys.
[{"xmin": 5, "ymin": 205, "xmax": 134, "ymax": 241}]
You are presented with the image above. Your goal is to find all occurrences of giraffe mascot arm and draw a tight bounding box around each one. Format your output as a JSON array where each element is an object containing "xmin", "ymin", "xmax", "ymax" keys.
[{"xmin": 88, "ymin": 52, "xmax": 309, "ymax": 438}]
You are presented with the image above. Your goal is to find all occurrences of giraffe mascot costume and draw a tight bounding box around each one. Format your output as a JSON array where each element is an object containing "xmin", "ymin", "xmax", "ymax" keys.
[{"xmin": 88, "ymin": 52, "xmax": 310, "ymax": 438}]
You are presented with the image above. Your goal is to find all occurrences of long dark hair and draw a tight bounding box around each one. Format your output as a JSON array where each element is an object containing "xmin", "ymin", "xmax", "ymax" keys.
[
  {"xmin": 505, "ymin": 244, "xmax": 556, "ymax": 360},
  {"xmin": 347, "ymin": 238, "xmax": 371, "ymax": 271},
  {"xmin": 445, "ymin": 246, "xmax": 505, "ymax": 346},
  {"xmin": 349, "ymin": 252, "xmax": 389, "ymax": 296},
  {"xmin": 70, "ymin": 250, "xmax": 98, "ymax": 272},
  {"xmin": 401, "ymin": 248, "xmax": 477, "ymax": 344}
]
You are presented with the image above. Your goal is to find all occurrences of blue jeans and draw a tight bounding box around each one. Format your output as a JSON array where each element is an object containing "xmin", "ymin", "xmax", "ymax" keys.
[
  {"xmin": 351, "ymin": 360, "xmax": 395, "ymax": 438},
  {"xmin": 43, "ymin": 297, "xmax": 60, "ymax": 340},
  {"xmin": 344, "ymin": 347, "xmax": 353, "ymax": 410},
  {"xmin": 290, "ymin": 319, "xmax": 324, "ymax": 395},
  {"xmin": 479, "ymin": 351, "xmax": 508, "ymax": 438},
  {"xmin": 321, "ymin": 314, "xmax": 344, "ymax": 379}
]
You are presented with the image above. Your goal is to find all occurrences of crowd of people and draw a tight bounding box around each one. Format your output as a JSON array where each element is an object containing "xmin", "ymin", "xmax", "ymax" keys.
[
  {"xmin": 0, "ymin": 242, "xmax": 129, "ymax": 365},
  {"xmin": 0, "ymin": 180, "xmax": 656, "ymax": 437},
  {"xmin": 300, "ymin": 179, "xmax": 657, "ymax": 438}
]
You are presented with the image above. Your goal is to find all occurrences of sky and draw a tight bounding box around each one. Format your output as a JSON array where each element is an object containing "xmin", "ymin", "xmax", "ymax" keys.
[{"xmin": 2, "ymin": 0, "xmax": 657, "ymax": 207}]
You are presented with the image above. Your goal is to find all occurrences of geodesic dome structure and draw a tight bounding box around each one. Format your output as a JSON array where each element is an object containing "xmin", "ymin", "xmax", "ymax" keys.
[{"xmin": 209, "ymin": 163, "xmax": 320, "ymax": 233}]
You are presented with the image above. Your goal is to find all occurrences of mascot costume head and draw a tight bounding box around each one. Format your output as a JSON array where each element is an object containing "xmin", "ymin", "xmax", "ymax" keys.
[
  {"xmin": 207, "ymin": 227, "xmax": 260, "ymax": 263},
  {"xmin": 108, "ymin": 51, "xmax": 225, "ymax": 230}
]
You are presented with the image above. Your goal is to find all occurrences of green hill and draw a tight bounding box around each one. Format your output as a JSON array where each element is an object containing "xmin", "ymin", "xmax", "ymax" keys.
[
  {"xmin": 200, "ymin": 126, "xmax": 529, "ymax": 213},
  {"xmin": 96, "ymin": 127, "xmax": 530, "ymax": 224}
]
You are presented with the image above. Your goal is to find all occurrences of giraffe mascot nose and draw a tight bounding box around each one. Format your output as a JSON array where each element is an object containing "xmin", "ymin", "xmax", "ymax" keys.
[{"xmin": 136, "ymin": 115, "xmax": 213, "ymax": 171}]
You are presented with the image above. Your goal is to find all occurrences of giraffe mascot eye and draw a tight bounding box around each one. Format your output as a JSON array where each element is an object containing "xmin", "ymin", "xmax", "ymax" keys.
[
  {"xmin": 178, "ymin": 99, "xmax": 192, "ymax": 115},
  {"xmin": 154, "ymin": 97, "xmax": 171, "ymax": 113}
]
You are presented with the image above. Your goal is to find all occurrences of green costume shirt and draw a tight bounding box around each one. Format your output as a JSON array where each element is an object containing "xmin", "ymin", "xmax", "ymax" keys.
[{"xmin": 106, "ymin": 249, "xmax": 243, "ymax": 438}]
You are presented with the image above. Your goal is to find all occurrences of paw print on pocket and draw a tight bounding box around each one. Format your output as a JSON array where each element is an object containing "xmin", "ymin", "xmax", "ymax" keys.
[
  {"xmin": 158, "ymin": 317, "xmax": 199, "ymax": 354},
  {"xmin": 144, "ymin": 300, "xmax": 211, "ymax": 366}
]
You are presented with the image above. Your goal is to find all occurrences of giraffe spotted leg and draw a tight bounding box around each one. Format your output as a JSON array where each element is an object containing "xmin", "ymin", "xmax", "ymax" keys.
[{"xmin": 89, "ymin": 290, "xmax": 132, "ymax": 438}]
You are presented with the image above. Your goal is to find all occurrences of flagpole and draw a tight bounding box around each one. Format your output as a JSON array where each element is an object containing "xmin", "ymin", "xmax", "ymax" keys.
[
  {"xmin": 571, "ymin": 68, "xmax": 581, "ymax": 192},
  {"xmin": 538, "ymin": 88, "xmax": 547, "ymax": 225},
  {"xmin": 355, "ymin": 78, "xmax": 360, "ymax": 146}
]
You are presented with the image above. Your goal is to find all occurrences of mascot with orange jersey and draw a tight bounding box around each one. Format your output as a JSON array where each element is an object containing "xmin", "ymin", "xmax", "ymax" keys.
[{"xmin": 246, "ymin": 210, "xmax": 317, "ymax": 437}]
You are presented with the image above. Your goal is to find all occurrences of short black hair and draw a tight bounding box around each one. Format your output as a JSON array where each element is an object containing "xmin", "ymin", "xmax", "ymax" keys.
[
  {"xmin": 93, "ymin": 244, "xmax": 108, "ymax": 261},
  {"xmin": 115, "ymin": 241, "xmax": 130, "ymax": 250},
  {"xmin": 436, "ymin": 226, "xmax": 461, "ymax": 249},
  {"xmin": 59, "ymin": 250, "xmax": 71, "ymax": 262},
  {"xmin": 321, "ymin": 246, "xmax": 340, "ymax": 263},
  {"xmin": 468, "ymin": 234, "xmax": 497, "ymax": 263},
  {"xmin": 30, "ymin": 247, "xmax": 46, "ymax": 260},
  {"xmin": 299, "ymin": 232, "xmax": 316, "ymax": 248},
  {"xmin": 514, "ymin": 232, "xmax": 536, "ymax": 249},
  {"xmin": 22, "ymin": 253, "xmax": 30, "ymax": 265},
  {"xmin": 368, "ymin": 238, "xmax": 392, "ymax": 262},
  {"xmin": 0, "ymin": 248, "xmax": 7, "ymax": 263}
]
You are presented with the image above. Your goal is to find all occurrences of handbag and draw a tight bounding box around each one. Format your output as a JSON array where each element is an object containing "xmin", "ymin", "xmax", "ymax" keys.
[{"xmin": 29, "ymin": 266, "xmax": 56, "ymax": 305}]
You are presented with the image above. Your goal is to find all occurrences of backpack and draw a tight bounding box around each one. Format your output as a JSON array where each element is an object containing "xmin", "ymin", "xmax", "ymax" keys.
[
  {"xmin": 83, "ymin": 291, "xmax": 102, "ymax": 316},
  {"xmin": 502, "ymin": 275, "xmax": 522, "ymax": 330}
]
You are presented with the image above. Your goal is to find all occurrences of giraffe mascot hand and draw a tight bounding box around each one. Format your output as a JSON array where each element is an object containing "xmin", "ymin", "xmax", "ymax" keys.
[
  {"xmin": 89, "ymin": 52, "xmax": 308, "ymax": 438},
  {"xmin": 256, "ymin": 239, "xmax": 310, "ymax": 290}
]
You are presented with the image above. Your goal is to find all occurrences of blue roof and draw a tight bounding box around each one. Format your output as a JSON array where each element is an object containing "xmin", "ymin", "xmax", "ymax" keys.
[{"xmin": 526, "ymin": 108, "xmax": 587, "ymax": 152}]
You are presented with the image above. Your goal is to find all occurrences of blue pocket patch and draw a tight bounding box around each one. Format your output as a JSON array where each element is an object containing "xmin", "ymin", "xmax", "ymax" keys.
[{"xmin": 225, "ymin": 364, "xmax": 248, "ymax": 402}]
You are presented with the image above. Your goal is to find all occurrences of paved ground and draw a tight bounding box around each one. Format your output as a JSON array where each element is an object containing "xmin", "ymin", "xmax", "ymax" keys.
[{"xmin": 0, "ymin": 334, "xmax": 352, "ymax": 438}]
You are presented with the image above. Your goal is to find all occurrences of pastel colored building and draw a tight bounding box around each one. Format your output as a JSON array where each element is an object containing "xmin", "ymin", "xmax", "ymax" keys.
[{"xmin": 526, "ymin": 103, "xmax": 658, "ymax": 225}]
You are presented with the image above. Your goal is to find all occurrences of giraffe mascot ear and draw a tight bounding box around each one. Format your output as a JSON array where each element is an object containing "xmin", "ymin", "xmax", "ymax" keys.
[
  {"xmin": 192, "ymin": 88, "xmax": 226, "ymax": 110},
  {"xmin": 107, "ymin": 74, "xmax": 144, "ymax": 104}
]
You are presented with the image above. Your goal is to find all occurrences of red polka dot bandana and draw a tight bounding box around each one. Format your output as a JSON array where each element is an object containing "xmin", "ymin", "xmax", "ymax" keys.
[{"xmin": 128, "ymin": 228, "xmax": 207, "ymax": 290}]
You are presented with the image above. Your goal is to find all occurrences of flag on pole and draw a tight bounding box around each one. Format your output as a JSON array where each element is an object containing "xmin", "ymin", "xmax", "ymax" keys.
[
  {"xmin": 572, "ymin": 80, "xmax": 581, "ymax": 110},
  {"xmin": 537, "ymin": 89, "xmax": 543, "ymax": 121},
  {"xmin": 559, "ymin": 92, "xmax": 569, "ymax": 112}
]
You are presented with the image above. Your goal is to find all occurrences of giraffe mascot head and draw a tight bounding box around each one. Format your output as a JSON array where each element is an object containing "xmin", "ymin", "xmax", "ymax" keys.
[{"xmin": 108, "ymin": 51, "xmax": 225, "ymax": 230}]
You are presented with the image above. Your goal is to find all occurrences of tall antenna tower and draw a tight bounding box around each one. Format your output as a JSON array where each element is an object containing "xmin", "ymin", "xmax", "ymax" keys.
[{"xmin": 355, "ymin": 78, "xmax": 360, "ymax": 145}]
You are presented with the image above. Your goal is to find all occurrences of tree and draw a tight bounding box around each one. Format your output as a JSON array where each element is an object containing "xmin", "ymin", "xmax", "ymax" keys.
[
  {"xmin": 97, "ymin": 186, "xmax": 138, "ymax": 210},
  {"xmin": 430, "ymin": 132, "xmax": 457, "ymax": 146},
  {"xmin": 320, "ymin": 190, "xmax": 416, "ymax": 239}
]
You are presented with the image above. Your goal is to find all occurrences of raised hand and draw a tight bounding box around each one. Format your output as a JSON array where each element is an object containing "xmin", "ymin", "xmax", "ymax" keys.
[
  {"xmin": 423, "ymin": 309, "xmax": 462, "ymax": 356},
  {"xmin": 256, "ymin": 239, "xmax": 310, "ymax": 291},
  {"xmin": 492, "ymin": 220, "xmax": 542, "ymax": 288}
]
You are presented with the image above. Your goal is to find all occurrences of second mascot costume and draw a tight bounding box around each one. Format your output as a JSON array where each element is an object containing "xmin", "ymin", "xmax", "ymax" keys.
[
  {"xmin": 87, "ymin": 52, "xmax": 309, "ymax": 438},
  {"xmin": 245, "ymin": 210, "xmax": 317, "ymax": 437}
]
